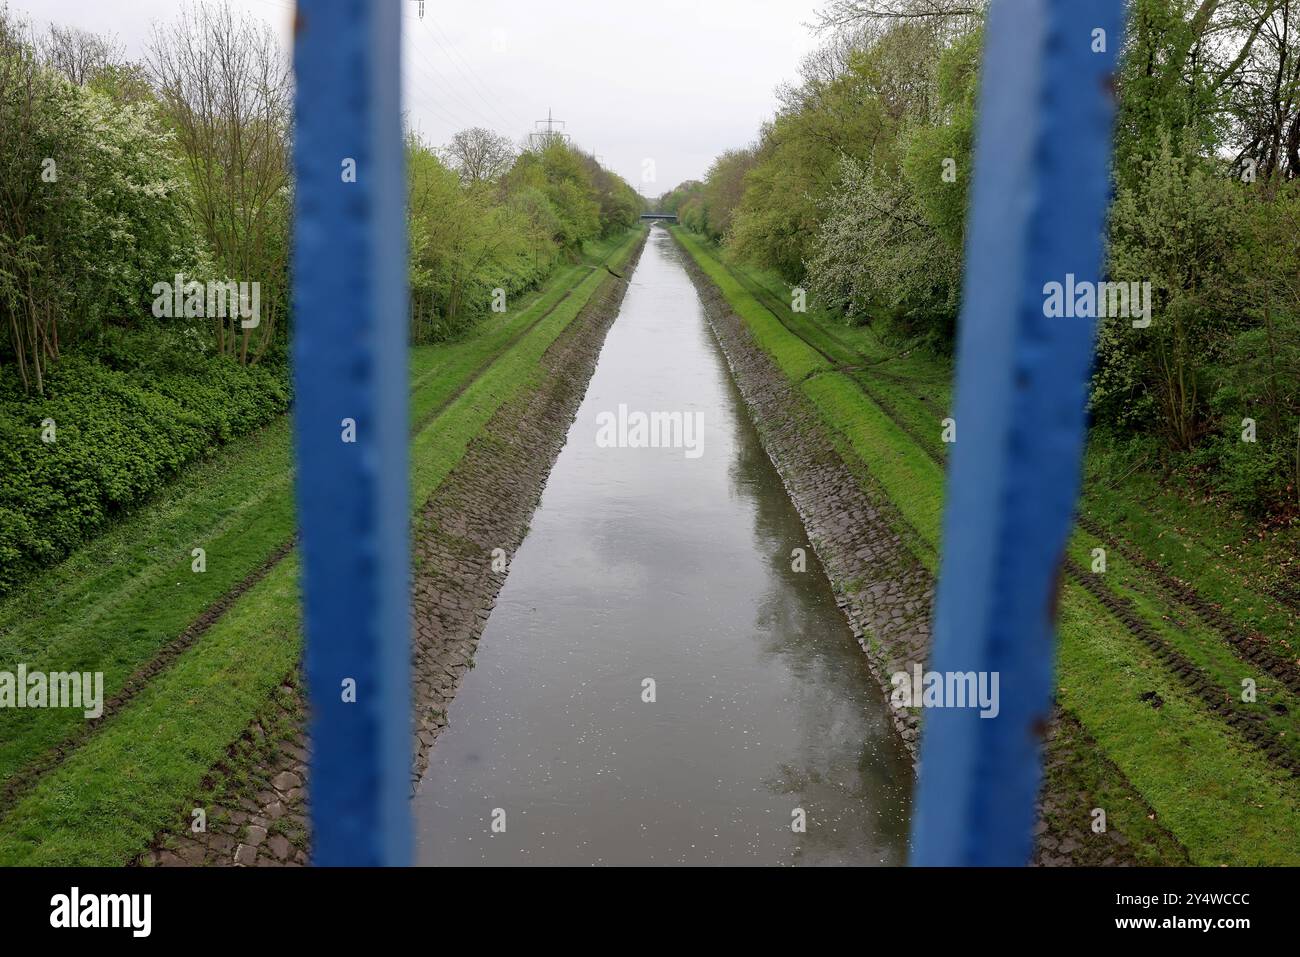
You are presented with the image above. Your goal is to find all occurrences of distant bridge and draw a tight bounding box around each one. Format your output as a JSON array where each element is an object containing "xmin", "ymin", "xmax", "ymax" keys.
[{"xmin": 640, "ymin": 212, "xmax": 677, "ymax": 222}]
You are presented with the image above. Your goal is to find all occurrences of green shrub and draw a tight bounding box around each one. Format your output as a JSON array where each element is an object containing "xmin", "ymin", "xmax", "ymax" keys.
[
  {"xmin": 0, "ymin": 347, "xmax": 288, "ymax": 597},
  {"xmin": 1187, "ymin": 424, "xmax": 1293, "ymax": 515}
]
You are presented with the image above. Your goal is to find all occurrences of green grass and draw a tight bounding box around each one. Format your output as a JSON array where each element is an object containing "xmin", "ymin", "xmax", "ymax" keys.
[
  {"xmin": 1065, "ymin": 534, "xmax": 1300, "ymax": 765},
  {"xmin": 683, "ymin": 229, "xmax": 1299, "ymax": 643},
  {"xmin": 673, "ymin": 225, "xmax": 1300, "ymax": 865},
  {"xmin": 705, "ymin": 227, "xmax": 1300, "ymax": 755},
  {"xmin": 0, "ymin": 555, "xmax": 303, "ymax": 866},
  {"xmin": 1057, "ymin": 586, "xmax": 1300, "ymax": 866},
  {"xmin": 0, "ymin": 422, "xmax": 295, "ymax": 788},
  {"xmin": 1080, "ymin": 473, "xmax": 1300, "ymax": 642},
  {"xmin": 804, "ymin": 375, "xmax": 946, "ymax": 563},
  {"xmin": 407, "ymin": 231, "xmax": 631, "ymax": 426},
  {"xmin": 409, "ymin": 244, "xmax": 630, "ymax": 505},
  {"xmin": 0, "ymin": 228, "xmax": 644, "ymax": 865},
  {"xmin": 683, "ymin": 228, "xmax": 1300, "ymax": 719}
]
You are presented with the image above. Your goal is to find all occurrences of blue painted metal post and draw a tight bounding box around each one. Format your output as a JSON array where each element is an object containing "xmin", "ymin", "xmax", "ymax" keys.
[
  {"xmin": 291, "ymin": 0, "xmax": 411, "ymax": 865},
  {"xmin": 910, "ymin": 0, "xmax": 1126, "ymax": 865}
]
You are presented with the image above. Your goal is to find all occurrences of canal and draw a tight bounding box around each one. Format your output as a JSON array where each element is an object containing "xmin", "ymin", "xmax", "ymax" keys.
[{"xmin": 414, "ymin": 226, "xmax": 912, "ymax": 865}]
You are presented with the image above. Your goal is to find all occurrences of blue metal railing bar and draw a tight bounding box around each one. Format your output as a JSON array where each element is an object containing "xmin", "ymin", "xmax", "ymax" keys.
[
  {"xmin": 910, "ymin": 0, "xmax": 1128, "ymax": 866},
  {"xmin": 291, "ymin": 0, "xmax": 412, "ymax": 866}
]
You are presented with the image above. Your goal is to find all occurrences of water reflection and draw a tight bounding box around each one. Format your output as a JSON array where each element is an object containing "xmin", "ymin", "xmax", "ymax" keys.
[{"xmin": 414, "ymin": 227, "xmax": 911, "ymax": 865}]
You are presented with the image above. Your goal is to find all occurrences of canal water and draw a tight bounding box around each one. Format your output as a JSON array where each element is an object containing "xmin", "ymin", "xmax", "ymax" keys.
[{"xmin": 414, "ymin": 226, "xmax": 912, "ymax": 865}]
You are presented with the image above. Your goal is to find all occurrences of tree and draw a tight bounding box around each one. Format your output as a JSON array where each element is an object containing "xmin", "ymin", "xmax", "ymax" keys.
[
  {"xmin": 729, "ymin": 17, "xmax": 948, "ymax": 281},
  {"xmin": 1225, "ymin": 0, "xmax": 1300, "ymax": 182},
  {"xmin": 39, "ymin": 23, "xmax": 123, "ymax": 86},
  {"xmin": 1099, "ymin": 134, "xmax": 1246, "ymax": 451},
  {"xmin": 699, "ymin": 148, "xmax": 758, "ymax": 241},
  {"xmin": 1116, "ymin": 0, "xmax": 1286, "ymax": 179},
  {"xmin": 502, "ymin": 141, "xmax": 600, "ymax": 252},
  {"xmin": 0, "ymin": 7, "xmax": 202, "ymax": 393},
  {"xmin": 572, "ymin": 151, "xmax": 644, "ymax": 236},
  {"xmin": 808, "ymin": 156, "xmax": 959, "ymax": 343},
  {"xmin": 147, "ymin": 1, "xmax": 291, "ymax": 365},
  {"xmin": 445, "ymin": 127, "xmax": 516, "ymax": 186},
  {"xmin": 813, "ymin": 0, "xmax": 985, "ymax": 40}
]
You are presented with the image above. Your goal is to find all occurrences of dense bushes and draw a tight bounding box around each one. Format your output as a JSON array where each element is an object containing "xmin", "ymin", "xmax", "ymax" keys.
[{"xmin": 0, "ymin": 335, "xmax": 288, "ymax": 596}]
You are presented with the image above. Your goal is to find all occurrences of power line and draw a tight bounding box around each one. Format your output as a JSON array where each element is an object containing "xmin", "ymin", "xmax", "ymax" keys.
[
  {"xmin": 400, "ymin": 11, "xmax": 501, "ymax": 134},
  {"xmin": 423, "ymin": 13, "xmax": 530, "ymax": 130},
  {"xmin": 416, "ymin": 18, "xmax": 522, "ymax": 131},
  {"xmin": 404, "ymin": 51, "xmax": 489, "ymax": 132}
]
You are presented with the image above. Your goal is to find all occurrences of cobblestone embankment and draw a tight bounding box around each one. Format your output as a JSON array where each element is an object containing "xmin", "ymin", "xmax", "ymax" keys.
[
  {"xmin": 670, "ymin": 233, "xmax": 1157, "ymax": 867},
  {"xmin": 145, "ymin": 234, "xmax": 647, "ymax": 866}
]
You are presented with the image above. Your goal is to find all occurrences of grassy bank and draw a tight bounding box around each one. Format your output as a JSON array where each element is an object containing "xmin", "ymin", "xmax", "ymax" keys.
[
  {"xmin": 0, "ymin": 228, "xmax": 645, "ymax": 865},
  {"xmin": 673, "ymin": 225, "xmax": 1300, "ymax": 866}
]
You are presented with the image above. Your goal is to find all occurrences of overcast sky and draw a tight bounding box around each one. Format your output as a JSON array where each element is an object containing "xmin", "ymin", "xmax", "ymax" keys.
[{"xmin": 14, "ymin": 0, "xmax": 826, "ymax": 195}]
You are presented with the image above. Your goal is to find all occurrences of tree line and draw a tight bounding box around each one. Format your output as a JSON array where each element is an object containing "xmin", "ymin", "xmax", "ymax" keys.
[
  {"xmin": 408, "ymin": 128, "xmax": 642, "ymax": 343},
  {"xmin": 663, "ymin": 0, "xmax": 1300, "ymax": 515},
  {"xmin": 0, "ymin": 0, "xmax": 643, "ymax": 595},
  {"xmin": 0, "ymin": 0, "xmax": 644, "ymax": 391}
]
